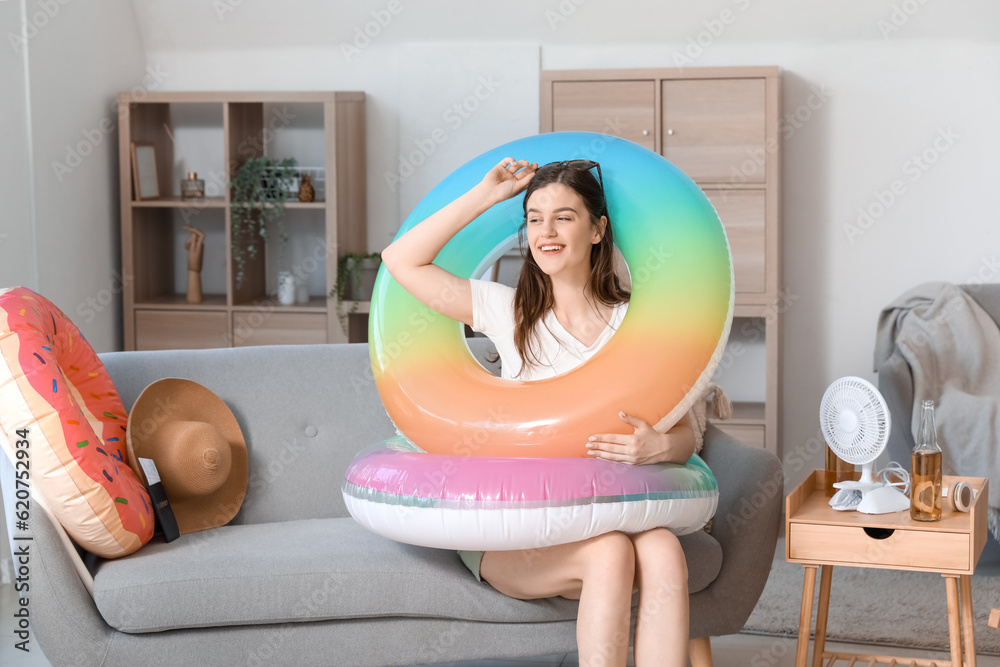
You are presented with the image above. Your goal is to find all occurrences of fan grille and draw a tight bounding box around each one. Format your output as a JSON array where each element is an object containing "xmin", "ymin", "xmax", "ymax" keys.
[{"xmin": 819, "ymin": 377, "xmax": 890, "ymax": 465}]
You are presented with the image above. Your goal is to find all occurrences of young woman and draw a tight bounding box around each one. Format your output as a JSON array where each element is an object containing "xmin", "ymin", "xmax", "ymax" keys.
[{"xmin": 380, "ymin": 157, "xmax": 696, "ymax": 667}]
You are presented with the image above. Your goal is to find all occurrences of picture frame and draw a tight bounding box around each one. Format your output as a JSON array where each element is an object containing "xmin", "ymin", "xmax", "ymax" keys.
[{"xmin": 130, "ymin": 142, "xmax": 160, "ymax": 200}]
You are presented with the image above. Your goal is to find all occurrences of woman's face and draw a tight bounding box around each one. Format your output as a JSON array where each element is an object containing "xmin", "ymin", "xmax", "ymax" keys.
[{"xmin": 525, "ymin": 182, "xmax": 605, "ymax": 277}]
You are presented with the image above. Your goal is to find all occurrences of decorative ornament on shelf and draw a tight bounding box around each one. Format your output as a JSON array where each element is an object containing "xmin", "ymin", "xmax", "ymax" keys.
[
  {"xmin": 182, "ymin": 225, "xmax": 204, "ymax": 304},
  {"xmin": 330, "ymin": 252, "xmax": 381, "ymax": 335},
  {"xmin": 228, "ymin": 156, "xmax": 298, "ymax": 289},
  {"xmin": 181, "ymin": 172, "xmax": 205, "ymax": 200},
  {"xmin": 298, "ymin": 174, "xmax": 315, "ymax": 203}
]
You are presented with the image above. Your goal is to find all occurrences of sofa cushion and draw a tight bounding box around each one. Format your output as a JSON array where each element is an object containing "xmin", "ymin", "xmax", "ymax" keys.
[{"xmin": 93, "ymin": 518, "xmax": 723, "ymax": 633}]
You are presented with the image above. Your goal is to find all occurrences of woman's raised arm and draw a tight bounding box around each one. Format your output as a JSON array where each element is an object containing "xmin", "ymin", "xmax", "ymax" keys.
[{"xmin": 380, "ymin": 158, "xmax": 536, "ymax": 326}]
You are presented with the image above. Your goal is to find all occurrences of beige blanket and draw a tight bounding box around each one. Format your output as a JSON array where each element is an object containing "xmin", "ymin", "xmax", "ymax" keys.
[{"xmin": 874, "ymin": 282, "xmax": 1000, "ymax": 541}]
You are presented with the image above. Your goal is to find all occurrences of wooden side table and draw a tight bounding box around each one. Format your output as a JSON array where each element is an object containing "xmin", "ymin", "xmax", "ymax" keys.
[{"xmin": 786, "ymin": 470, "xmax": 989, "ymax": 667}]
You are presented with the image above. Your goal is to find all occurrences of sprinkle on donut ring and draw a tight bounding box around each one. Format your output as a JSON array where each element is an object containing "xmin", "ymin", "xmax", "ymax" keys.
[
  {"xmin": 370, "ymin": 132, "xmax": 734, "ymax": 457},
  {"xmin": 0, "ymin": 287, "xmax": 153, "ymax": 558}
]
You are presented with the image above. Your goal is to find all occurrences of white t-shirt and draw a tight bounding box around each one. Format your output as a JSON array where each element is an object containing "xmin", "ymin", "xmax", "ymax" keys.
[{"xmin": 470, "ymin": 279, "xmax": 629, "ymax": 381}]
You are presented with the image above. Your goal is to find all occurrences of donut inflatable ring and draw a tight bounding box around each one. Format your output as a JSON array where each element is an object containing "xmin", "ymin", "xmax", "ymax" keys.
[
  {"xmin": 370, "ymin": 131, "xmax": 734, "ymax": 457},
  {"xmin": 0, "ymin": 287, "xmax": 153, "ymax": 558},
  {"xmin": 343, "ymin": 438, "xmax": 718, "ymax": 550}
]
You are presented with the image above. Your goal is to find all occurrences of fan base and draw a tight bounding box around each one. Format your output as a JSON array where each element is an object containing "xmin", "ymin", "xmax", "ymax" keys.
[
  {"xmin": 833, "ymin": 480, "xmax": 882, "ymax": 493},
  {"xmin": 856, "ymin": 485, "xmax": 910, "ymax": 514}
]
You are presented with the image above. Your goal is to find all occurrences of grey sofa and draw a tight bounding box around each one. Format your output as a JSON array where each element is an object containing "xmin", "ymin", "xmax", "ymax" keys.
[
  {"xmin": 877, "ymin": 283, "xmax": 1000, "ymax": 558},
  {"xmin": 2, "ymin": 339, "xmax": 782, "ymax": 667}
]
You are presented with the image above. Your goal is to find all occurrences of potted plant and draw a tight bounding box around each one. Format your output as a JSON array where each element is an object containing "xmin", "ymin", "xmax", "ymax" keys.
[
  {"xmin": 229, "ymin": 156, "xmax": 299, "ymax": 289},
  {"xmin": 330, "ymin": 252, "xmax": 381, "ymax": 335}
]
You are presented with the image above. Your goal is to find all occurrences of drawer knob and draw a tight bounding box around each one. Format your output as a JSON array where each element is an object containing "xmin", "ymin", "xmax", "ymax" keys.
[
  {"xmin": 667, "ymin": 129, "xmax": 674, "ymax": 135},
  {"xmin": 863, "ymin": 527, "xmax": 895, "ymax": 540}
]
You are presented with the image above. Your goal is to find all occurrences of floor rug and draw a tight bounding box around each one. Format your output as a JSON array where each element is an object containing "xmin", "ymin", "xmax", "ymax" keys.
[{"xmin": 742, "ymin": 541, "xmax": 1000, "ymax": 655}]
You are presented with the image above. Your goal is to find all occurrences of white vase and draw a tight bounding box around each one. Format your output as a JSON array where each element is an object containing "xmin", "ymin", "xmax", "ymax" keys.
[
  {"xmin": 295, "ymin": 282, "xmax": 309, "ymax": 304},
  {"xmin": 277, "ymin": 271, "xmax": 296, "ymax": 306}
]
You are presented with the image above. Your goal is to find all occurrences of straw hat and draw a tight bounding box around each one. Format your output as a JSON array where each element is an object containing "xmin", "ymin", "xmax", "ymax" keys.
[{"xmin": 126, "ymin": 378, "xmax": 248, "ymax": 535}]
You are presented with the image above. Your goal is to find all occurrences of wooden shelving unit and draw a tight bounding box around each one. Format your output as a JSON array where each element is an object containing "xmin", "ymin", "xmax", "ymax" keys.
[
  {"xmin": 541, "ymin": 66, "xmax": 782, "ymax": 455},
  {"xmin": 118, "ymin": 91, "xmax": 367, "ymax": 350}
]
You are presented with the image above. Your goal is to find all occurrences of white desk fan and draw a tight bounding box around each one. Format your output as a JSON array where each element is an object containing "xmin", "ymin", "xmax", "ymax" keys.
[{"xmin": 820, "ymin": 376, "xmax": 909, "ymax": 514}]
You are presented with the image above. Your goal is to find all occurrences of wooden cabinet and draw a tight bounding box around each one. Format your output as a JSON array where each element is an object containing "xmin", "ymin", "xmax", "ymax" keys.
[
  {"xmin": 541, "ymin": 67, "xmax": 782, "ymax": 455},
  {"xmin": 118, "ymin": 91, "xmax": 367, "ymax": 351},
  {"xmin": 704, "ymin": 189, "xmax": 767, "ymax": 295},
  {"xmin": 552, "ymin": 81, "xmax": 656, "ymax": 150},
  {"xmin": 661, "ymin": 78, "xmax": 767, "ymax": 183}
]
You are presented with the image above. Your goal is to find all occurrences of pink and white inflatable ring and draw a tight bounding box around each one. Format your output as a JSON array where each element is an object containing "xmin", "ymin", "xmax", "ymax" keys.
[{"xmin": 343, "ymin": 437, "xmax": 718, "ymax": 551}]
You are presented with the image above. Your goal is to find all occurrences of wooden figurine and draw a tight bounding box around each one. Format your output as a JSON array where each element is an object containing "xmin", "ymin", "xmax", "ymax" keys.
[
  {"xmin": 298, "ymin": 174, "xmax": 315, "ymax": 203},
  {"xmin": 183, "ymin": 225, "xmax": 204, "ymax": 304}
]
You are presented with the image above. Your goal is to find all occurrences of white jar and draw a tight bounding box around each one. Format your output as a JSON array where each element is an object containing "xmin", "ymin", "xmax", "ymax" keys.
[{"xmin": 277, "ymin": 271, "xmax": 296, "ymax": 306}]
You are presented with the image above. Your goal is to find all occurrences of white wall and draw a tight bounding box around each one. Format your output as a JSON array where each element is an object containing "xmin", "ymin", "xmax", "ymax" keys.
[
  {"xmin": 0, "ymin": 0, "xmax": 147, "ymax": 584},
  {"xmin": 0, "ymin": 0, "xmax": 37, "ymax": 297},
  {"xmin": 0, "ymin": 0, "xmax": 150, "ymax": 351}
]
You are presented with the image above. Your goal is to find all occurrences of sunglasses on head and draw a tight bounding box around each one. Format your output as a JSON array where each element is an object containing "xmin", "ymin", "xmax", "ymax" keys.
[{"xmin": 541, "ymin": 160, "xmax": 607, "ymax": 216}]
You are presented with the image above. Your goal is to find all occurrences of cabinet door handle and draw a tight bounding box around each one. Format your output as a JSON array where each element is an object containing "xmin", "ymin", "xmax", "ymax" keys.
[
  {"xmin": 642, "ymin": 130, "xmax": 649, "ymax": 136},
  {"xmin": 667, "ymin": 129, "xmax": 674, "ymax": 136}
]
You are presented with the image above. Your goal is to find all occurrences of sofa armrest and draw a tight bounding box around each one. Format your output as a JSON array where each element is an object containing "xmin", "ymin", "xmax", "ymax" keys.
[
  {"xmin": 691, "ymin": 424, "xmax": 783, "ymax": 637},
  {"xmin": 1, "ymin": 454, "xmax": 114, "ymax": 666}
]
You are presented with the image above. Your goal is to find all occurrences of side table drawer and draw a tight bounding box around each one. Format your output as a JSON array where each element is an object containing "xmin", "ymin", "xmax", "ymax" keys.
[{"xmin": 788, "ymin": 523, "xmax": 970, "ymax": 572}]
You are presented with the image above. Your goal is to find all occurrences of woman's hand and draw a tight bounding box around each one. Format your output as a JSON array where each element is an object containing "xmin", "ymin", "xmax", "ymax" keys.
[
  {"xmin": 479, "ymin": 158, "xmax": 537, "ymax": 206},
  {"xmin": 587, "ymin": 412, "xmax": 696, "ymax": 465}
]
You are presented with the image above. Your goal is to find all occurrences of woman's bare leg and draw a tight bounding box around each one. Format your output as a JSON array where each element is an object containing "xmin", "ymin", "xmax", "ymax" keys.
[
  {"xmin": 481, "ymin": 531, "xmax": 636, "ymax": 667},
  {"xmin": 628, "ymin": 528, "xmax": 689, "ymax": 667}
]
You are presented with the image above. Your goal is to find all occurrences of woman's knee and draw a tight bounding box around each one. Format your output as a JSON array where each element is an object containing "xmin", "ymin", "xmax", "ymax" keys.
[
  {"xmin": 580, "ymin": 531, "xmax": 636, "ymax": 582},
  {"xmin": 632, "ymin": 528, "xmax": 688, "ymax": 584}
]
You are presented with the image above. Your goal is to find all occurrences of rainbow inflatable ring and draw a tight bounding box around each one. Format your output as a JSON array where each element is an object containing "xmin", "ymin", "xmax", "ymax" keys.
[{"xmin": 343, "ymin": 132, "xmax": 732, "ymax": 551}]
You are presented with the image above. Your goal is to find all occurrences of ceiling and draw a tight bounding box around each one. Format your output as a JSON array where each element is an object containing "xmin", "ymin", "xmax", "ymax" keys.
[{"xmin": 131, "ymin": 0, "xmax": 1000, "ymax": 54}]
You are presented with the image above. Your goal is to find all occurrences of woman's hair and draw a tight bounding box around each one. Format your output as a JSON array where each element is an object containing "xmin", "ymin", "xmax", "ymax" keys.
[{"xmin": 491, "ymin": 161, "xmax": 631, "ymax": 377}]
